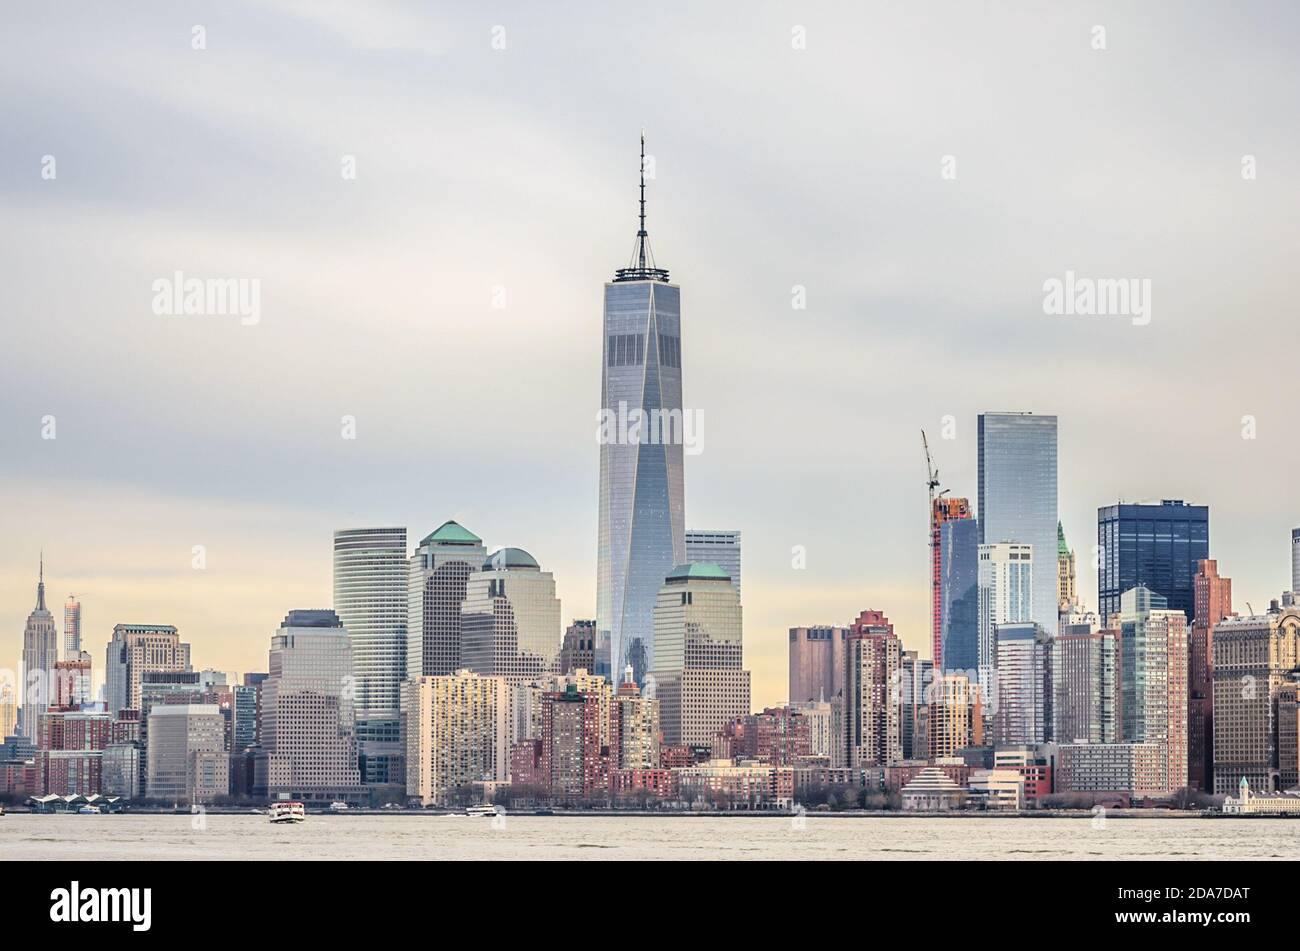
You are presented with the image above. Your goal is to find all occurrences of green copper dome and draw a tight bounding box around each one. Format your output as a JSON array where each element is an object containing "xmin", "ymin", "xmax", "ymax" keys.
[
  {"xmin": 420, "ymin": 520, "xmax": 481, "ymax": 546},
  {"xmin": 666, "ymin": 562, "xmax": 731, "ymax": 582},
  {"xmin": 484, "ymin": 547, "xmax": 540, "ymax": 571}
]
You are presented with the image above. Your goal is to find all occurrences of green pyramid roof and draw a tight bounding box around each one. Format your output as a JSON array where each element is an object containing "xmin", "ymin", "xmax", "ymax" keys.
[
  {"xmin": 666, "ymin": 562, "xmax": 731, "ymax": 583},
  {"xmin": 421, "ymin": 520, "xmax": 481, "ymax": 546},
  {"xmin": 1057, "ymin": 521, "xmax": 1069, "ymax": 556}
]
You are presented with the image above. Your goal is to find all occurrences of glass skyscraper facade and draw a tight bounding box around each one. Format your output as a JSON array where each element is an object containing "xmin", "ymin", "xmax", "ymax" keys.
[
  {"xmin": 597, "ymin": 141, "xmax": 685, "ymax": 686},
  {"xmin": 1097, "ymin": 500, "xmax": 1209, "ymax": 626},
  {"xmin": 977, "ymin": 412, "xmax": 1059, "ymax": 635},
  {"xmin": 939, "ymin": 516, "xmax": 979, "ymax": 673},
  {"xmin": 333, "ymin": 527, "xmax": 408, "ymax": 785}
]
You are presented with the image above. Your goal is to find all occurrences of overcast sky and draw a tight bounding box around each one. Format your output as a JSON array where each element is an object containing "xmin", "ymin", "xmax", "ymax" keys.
[{"xmin": 3, "ymin": 1, "xmax": 1299, "ymax": 708}]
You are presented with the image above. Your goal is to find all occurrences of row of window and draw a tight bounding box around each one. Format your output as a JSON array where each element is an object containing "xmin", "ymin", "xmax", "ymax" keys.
[{"xmin": 606, "ymin": 333, "xmax": 682, "ymax": 368}]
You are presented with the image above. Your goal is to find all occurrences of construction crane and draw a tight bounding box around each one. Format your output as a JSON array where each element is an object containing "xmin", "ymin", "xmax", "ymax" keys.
[{"xmin": 921, "ymin": 429, "xmax": 948, "ymax": 515}]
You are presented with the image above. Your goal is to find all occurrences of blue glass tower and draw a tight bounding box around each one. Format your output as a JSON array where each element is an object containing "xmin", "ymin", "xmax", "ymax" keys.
[
  {"xmin": 597, "ymin": 135, "xmax": 685, "ymax": 685},
  {"xmin": 1097, "ymin": 500, "xmax": 1208, "ymax": 626},
  {"xmin": 977, "ymin": 412, "xmax": 1059, "ymax": 635},
  {"xmin": 939, "ymin": 517, "xmax": 980, "ymax": 672}
]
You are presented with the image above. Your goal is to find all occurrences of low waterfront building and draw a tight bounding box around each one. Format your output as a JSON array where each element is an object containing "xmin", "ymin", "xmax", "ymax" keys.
[
  {"xmin": 1055, "ymin": 741, "xmax": 1163, "ymax": 797},
  {"xmin": 675, "ymin": 758, "xmax": 793, "ymax": 809},
  {"xmin": 900, "ymin": 767, "xmax": 966, "ymax": 811},
  {"xmin": 967, "ymin": 769, "xmax": 1025, "ymax": 810},
  {"xmin": 1222, "ymin": 776, "xmax": 1300, "ymax": 815}
]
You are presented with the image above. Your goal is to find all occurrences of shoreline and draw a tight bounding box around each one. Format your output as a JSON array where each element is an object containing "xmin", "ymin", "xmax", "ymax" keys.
[{"xmin": 5, "ymin": 808, "xmax": 1271, "ymax": 819}]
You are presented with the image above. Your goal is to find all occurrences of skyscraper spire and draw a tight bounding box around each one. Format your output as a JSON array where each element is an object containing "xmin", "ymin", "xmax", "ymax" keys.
[
  {"xmin": 37, "ymin": 549, "xmax": 46, "ymax": 611},
  {"xmin": 614, "ymin": 131, "xmax": 669, "ymax": 283}
]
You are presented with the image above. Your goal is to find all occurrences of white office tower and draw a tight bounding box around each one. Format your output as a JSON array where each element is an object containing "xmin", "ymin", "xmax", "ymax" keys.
[
  {"xmin": 333, "ymin": 527, "xmax": 407, "ymax": 786},
  {"xmin": 461, "ymin": 548, "xmax": 562, "ymax": 686},
  {"xmin": 651, "ymin": 563, "xmax": 750, "ymax": 746},
  {"xmin": 407, "ymin": 521, "xmax": 487, "ymax": 680},
  {"xmin": 685, "ymin": 530, "xmax": 742, "ymax": 598},
  {"xmin": 991, "ymin": 622, "xmax": 1050, "ymax": 745},
  {"xmin": 977, "ymin": 542, "xmax": 1033, "ymax": 676},
  {"xmin": 63, "ymin": 595, "xmax": 82, "ymax": 659},
  {"xmin": 260, "ymin": 610, "xmax": 362, "ymax": 804}
]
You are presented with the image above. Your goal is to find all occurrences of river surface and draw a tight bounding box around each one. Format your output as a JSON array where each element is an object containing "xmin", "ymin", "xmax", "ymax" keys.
[{"xmin": 3, "ymin": 814, "xmax": 1297, "ymax": 860}]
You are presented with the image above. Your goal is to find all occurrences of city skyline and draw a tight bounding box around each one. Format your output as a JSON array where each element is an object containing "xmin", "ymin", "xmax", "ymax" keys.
[{"xmin": 5, "ymin": 3, "xmax": 1300, "ymax": 711}]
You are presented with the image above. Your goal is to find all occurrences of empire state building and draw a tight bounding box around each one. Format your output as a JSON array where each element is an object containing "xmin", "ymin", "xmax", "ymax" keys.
[{"xmin": 596, "ymin": 134, "xmax": 685, "ymax": 686}]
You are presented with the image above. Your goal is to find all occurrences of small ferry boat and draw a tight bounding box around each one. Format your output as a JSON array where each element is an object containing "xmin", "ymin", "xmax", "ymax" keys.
[
  {"xmin": 465, "ymin": 804, "xmax": 499, "ymax": 817},
  {"xmin": 269, "ymin": 801, "xmax": 306, "ymax": 823}
]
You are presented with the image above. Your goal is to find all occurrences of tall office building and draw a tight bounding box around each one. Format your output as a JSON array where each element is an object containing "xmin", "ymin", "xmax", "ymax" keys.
[
  {"xmin": 1097, "ymin": 500, "xmax": 1209, "ymax": 626},
  {"xmin": 611, "ymin": 666, "xmax": 661, "ymax": 770},
  {"xmin": 21, "ymin": 557, "xmax": 59, "ymax": 737},
  {"xmin": 461, "ymin": 548, "xmax": 562, "ymax": 686},
  {"xmin": 685, "ymin": 530, "xmax": 741, "ymax": 597},
  {"xmin": 788, "ymin": 625, "xmax": 850, "ymax": 703},
  {"xmin": 991, "ymin": 622, "xmax": 1050, "ymax": 746},
  {"xmin": 1212, "ymin": 606, "xmax": 1300, "ymax": 795},
  {"xmin": 260, "ymin": 610, "xmax": 362, "ymax": 803},
  {"xmin": 899, "ymin": 651, "xmax": 933, "ymax": 760},
  {"xmin": 651, "ymin": 564, "xmax": 749, "ymax": 746},
  {"xmin": 333, "ymin": 527, "xmax": 408, "ymax": 786},
  {"xmin": 539, "ymin": 684, "xmax": 608, "ymax": 800},
  {"xmin": 1118, "ymin": 587, "xmax": 1189, "ymax": 794},
  {"xmin": 844, "ymin": 610, "xmax": 902, "ymax": 768},
  {"xmin": 404, "ymin": 669, "xmax": 510, "ymax": 806},
  {"xmin": 407, "ymin": 521, "xmax": 487, "ymax": 680},
  {"xmin": 977, "ymin": 542, "xmax": 1033, "ymax": 675},
  {"xmin": 931, "ymin": 497, "xmax": 972, "ymax": 669},
  {"xmin": 63, "ymin": 595, "xmax": 81, "ymax": 659},
  {"xmin": 977, "ymin": 412, "xmax": 1058, "ymax": 634},
  {"xmin": 597, "ymin": 135, "xmax": 686, "ymax": 687},
  {"xmin": 146, "ymin": 704, "xmax": 227, "ymax": 804},
  {"xmin": 1292, "ymin": 527, "xmax": 1300, "ymax": 594},
  {"xmin": 1189, "ymin": 559, "xmax": 1232, "ymax": 792},
  {"xmin": 1052, "ymin": 621, "xmax": 1121, "ymax": 744},
  {"xmin": 558, "ymin": 620, "xmax": 597, "ymax": 675},
  {"xmin": 1057, "ymin": 522, "xmax": 1076, "ymax": 613},
  {"xmin": 927, "ymin": 673, "xmax": 983, "ymax": 759},
  {"xmin": 0, "ymin": 679, "xmax": 16, "ymax": 738},
  {"xmin": 939, "ymin": 515, "xmax": 979, "ymax": 673},
  {"xmin": 105, "ymin": 624, "xmax": 191, "ymax": 716}
]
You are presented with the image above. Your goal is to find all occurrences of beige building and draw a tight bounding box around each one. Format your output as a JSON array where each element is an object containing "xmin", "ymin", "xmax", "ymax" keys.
[
  {"xmin": 260, "ymin": 610, "xmax": 362, "ymax": 802},
  {"xmin": 1118, "ymin": 587, "xmax": 1189, "ymax": 794},
  {"xmin": 651, "ymin": 564, "xmax": 750, "ymax": 746},
  {"xmin": 845, "ymin": 629, "xmax": 902, "ymax": 767},
  {"xmin": 611, "ymin": 666, "xmax": 661, "ymax": 769},
  {"xmin": 461, "ymin": 548, "xmax": 562, "ymax": 686},
  {"xmin": 1056, "ymin": 741, "xmax": 1163, "ymax": 797},
  {"xmin": 106, "ymin": 623, "xmax": 191, "ymax": 714},
  {"xmin": 927, "ymin": 673, "xmax": 983, "ymax": 759},
  {"xmin": 146, "ymin": 704, "xmax": 227, "ymax": 804},
  {"xmin": 405, "ymin": 669, "xmax": 510, "ymax": 806},
  {"xmin": 1212, "ymin": 606, "xmax": 1300, "ymax": 795}
]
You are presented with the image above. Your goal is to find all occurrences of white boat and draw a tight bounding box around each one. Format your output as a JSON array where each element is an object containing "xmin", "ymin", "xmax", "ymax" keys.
[
  {"xmin": 465, "ymin": 804, "xmax": 499, "ymax": 817},
  {"xmin": 269, "ymin": 801, "xmax": 306, "ymax": 823},
  {"xmin": 329, "ymin": 801, "xmax": 349, "ymax": 812},
  {"xmin": 77, "ymin": 804, "xmax": 101, "ymax": 815}
]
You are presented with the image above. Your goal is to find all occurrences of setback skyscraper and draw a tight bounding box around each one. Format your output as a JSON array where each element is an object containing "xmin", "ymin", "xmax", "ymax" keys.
[
  {"xmin": 597, "ymin": 135, "xmax": 686, "ymax": 685},
  {"xmin": 21, "ymin": 556, "xmax": 58, "ymax": 737},
  {"xmin": 977, "ymin": 412, "xmax": 1059, "ymax": 635},
  {"xmin": 333, "ymin": 527, "xmax": 408, "ymax": 786},
  {"xmin": 939, "ymin": 515, "xmax": 979, "ymax": 673},
  {"xmin": 407, "ymin": 521, "xmax": 487, "ymax": 680}
]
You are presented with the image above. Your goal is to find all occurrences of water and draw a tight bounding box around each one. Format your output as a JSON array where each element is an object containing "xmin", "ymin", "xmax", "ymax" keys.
[{"xmin": 3, "ymin": 814, "xmax": 1297, "ymax": 860}]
